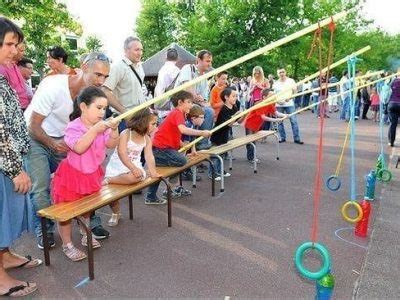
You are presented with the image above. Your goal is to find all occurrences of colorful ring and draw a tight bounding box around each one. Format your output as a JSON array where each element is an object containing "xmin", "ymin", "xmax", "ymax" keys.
[
  {"xmin": 341, "ymin": 201, "xmax": 363, "ymax": 223},
  {"xmin": 378, "ymin": 169, "xmax": 392, "ymax": 183},
  {"xmin": 294, "ymin": 242, "xmax": 331, "ymax": 280},
  {"xmin": 326, "ymin": 175, "xmax": 341, "ymax": 191}
]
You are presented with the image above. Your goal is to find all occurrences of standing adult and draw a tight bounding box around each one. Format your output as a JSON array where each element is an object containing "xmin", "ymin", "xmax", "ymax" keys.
[
  {"xmin": 25, "ymin": 52, "xmax": 111, "ymax": 249},
  {"xmin": 46, "ymin": 46, "xmax": 76, "ymax": 76},
  {"xmin": 248, "ymin": 66, "xmax": 269, "ymax": 108},
  {"xmin": 0, "ymin": 41, "xmax": 31, "ymax": 110},
  {"xmin": 339, "ymin": 70, "xmax": 351, "ymax": 121},
  {"xmin": 17, "ymin": 57, "xmax": 34, "ymax": 108},
  {"xmin": 174, "ymin": 49, "xmax": 214, "ymax": 150},
  {"xmin": 154, "ymin": 47, "xmax": 180, "ymax": 117},
  {"xmin": 274, "ymin": 68, "xmax": 304, "ymax": 144},
  {"xmin": 387, "ymin": 73, "xmax": 400, "ymax": 147},
  {"xmin": 328, "ymin": 74, "xmax": 339, "ymax": 113},
  {"xmin": 103, "ymin": 36, "xmax": 145, "ymax": 131},
  {"xmin": 0, "ymin": 17, "xmax": 39, "ymax": 297}
]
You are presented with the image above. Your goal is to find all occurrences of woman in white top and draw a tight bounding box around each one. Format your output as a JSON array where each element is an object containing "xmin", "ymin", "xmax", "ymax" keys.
[{"xmin": 104, "ymin": 108, "xmax": 160, "ymax": 226}]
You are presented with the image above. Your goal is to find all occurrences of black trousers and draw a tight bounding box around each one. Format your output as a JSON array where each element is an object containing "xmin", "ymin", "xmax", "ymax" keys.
[{"xmin": 388, "ymin": 102, "xmax": 400, "ymax": 146}]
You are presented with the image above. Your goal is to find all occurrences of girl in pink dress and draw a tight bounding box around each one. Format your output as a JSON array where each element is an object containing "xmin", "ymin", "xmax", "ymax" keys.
[
  {"xmin": 103, "ymin": 108, "xmax": 160, "ymax": 226},
  {"xmin": 52, "ymin": 86, "xmax": 119, "ymax": 261}
]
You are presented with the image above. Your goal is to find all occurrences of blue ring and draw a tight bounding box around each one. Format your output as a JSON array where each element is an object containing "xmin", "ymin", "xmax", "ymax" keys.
[
  {"xmin": 326, "ymin": 175, "xmax": 341, "ymax": 191},
  {"xmin": 294, "ymin": 242, "xmax": 331, "ymax": 280}
]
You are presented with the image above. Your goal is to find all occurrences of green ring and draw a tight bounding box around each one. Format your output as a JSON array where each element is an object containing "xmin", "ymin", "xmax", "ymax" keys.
[
  {"xmin": 294, "ymin": 242, "xmax": 331, "ymax": 280},
  {"xmin": 378, "ymin": 169, "xmax": 392, "ymax": 183}
]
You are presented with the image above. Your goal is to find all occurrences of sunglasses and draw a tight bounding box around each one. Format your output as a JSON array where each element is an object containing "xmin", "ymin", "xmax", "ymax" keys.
[{"xmin": 83, "ymin": 53, "xmax": 110, "ymax": 64}]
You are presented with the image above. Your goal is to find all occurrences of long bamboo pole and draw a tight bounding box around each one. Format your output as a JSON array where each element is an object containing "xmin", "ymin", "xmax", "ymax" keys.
[
  {"xmin": 179, "ymin": 46, "xmax": 371, "ymax": 152},
  {"xmin": 113, "ymin": 10, "xmax": 351, "ymax": 123}
]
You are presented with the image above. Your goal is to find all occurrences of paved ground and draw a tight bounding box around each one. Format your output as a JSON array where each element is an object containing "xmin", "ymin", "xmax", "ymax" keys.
[
  {"xmin": 353, "ymin": 146, "xmax": 400, "ymax": 299},
  {"xmin": 9, "ymin": 110, "xmax": 396, "ymax": 298}
]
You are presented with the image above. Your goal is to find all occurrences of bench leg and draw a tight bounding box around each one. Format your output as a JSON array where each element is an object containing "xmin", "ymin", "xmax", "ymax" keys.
[
  {"xmin": 128, "ymin": 195, "xmax": 133, "ymax": 220},
  {"xmin": 160, "ymin": 177, "xmax": 172, "ymax": 227},
  {"xmin": 76, "ymin": 216, "xmax": 94, "ymax": 280},
  {"xmin": 192, "ymin": 166, "xmax": 197, "ymax": 188},
  {"xmin": 213, "ymin": 154, "xmax": 224, "ymax": 193},
  {"xmin": 273, "ymin": 132, "xmax": 280, "ymax": 160},
  {"xmin": 396, "ymin": 157, "xmax": 399, "ymax": 169},
  {"xmin": 250, "ymin": 142, "xmax": 257, "ymax": 173},
  {"xmin": 40, "ymin": 217, "xmax": 50, "ymax": 266},
  {"xmin": 206, "ymin": 158, "xmax": 215, "ymax": 196},
  {"xmin": 179, "ymin": 173, "xmax": 182, "ymax": 187},
  {"xmin": 229, "ymin": 150, "xmax": 233, "ymax": 170}
]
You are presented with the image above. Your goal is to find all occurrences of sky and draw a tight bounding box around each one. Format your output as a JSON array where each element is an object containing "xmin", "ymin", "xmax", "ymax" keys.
[{"xmin": 63, "ymin": 0, "xmax": 399, "ymax": 61}]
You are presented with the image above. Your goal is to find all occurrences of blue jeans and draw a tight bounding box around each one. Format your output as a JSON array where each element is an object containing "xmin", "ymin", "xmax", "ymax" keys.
[
  {"xmin": 311, "ymin": 94, "xmax": 319, "ymax": 113},
  {"xmin": 277, "ymin": 106, "xmax": 301, "ymax": 142},
  {"xmin": 197, "ymin": 106, "xmax": 214, "ymax": 150},
  {"xmin": 146, "ymin": 148, "xmax": 187, "ymax": 201},
  {"xmin": 340, "ymin": 96, "xmax": 350, "ymax": 120},
  {"xmin": 355, "ymin": 98, "xmax": 361, "ymax": 118},
  {"xmin": 25, "ymin": 138, "xmax": 102, "ymax": 237}
]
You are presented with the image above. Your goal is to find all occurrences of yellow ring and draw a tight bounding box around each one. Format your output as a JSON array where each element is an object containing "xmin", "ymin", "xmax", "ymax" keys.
[{"xmin": 341, "ymin": 201, "xmax": 363, "ymax": 223}]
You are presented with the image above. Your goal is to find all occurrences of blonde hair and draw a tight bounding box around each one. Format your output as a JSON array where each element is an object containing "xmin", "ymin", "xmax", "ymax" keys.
[{"xmin": 252, "ymin": 66, "xmax": 265, "ymax": 82}]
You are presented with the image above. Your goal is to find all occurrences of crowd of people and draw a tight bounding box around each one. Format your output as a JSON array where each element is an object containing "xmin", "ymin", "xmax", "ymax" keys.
[{"xmin": 1, "ymin": 16, "xmax": 400, "ymax": 296}]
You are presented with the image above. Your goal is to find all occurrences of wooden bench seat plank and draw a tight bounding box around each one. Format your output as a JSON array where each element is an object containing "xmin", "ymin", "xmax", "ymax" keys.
[
  {"xmin": 38, "ymin": 153, "xmax": 210, "ymax": 222},
  {"xmin": 200, "ymin": 131, "xmax": 275, "ymax": 155}
]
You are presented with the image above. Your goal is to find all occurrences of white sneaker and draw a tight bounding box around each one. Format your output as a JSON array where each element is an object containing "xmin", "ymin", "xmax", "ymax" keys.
[
  {"xmin": 223, "ymin": 172, "xmax": 231, "ymax": 177},
  {"xmin": 81, "ymin": 235, "xmax": 101, "ymax": 249},
  {"xmin": 107, "ymin": 213, "xmax": 121, "ymax": 227},
  {"xmin": 209, "ymin": 174, "xmax": 221, "ymax": 181}
]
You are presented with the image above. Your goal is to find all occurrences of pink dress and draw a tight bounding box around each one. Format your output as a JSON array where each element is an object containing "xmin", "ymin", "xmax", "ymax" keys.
[{"xmin": 52, "ymin": 118, "xmax": 111, "ymax": 203}]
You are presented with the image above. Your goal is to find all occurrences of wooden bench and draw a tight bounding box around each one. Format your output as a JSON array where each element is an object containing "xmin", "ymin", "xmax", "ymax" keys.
[
  {"xmin": 37, "ymin": 153, "xmax": 214, "ymax": 280},
  {"xmin": 199, "ymin": 130, "xmax": 279, "ymax": 192}
]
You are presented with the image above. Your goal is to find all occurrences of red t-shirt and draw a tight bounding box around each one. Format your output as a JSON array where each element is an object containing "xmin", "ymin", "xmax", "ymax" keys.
[
  {"xmin": 244, "ymin": 104, "xmax": 276, "ymax": 132},
  {"xmin": 152, "ymin": 109, "xmax": 185, "ymax": 149}
]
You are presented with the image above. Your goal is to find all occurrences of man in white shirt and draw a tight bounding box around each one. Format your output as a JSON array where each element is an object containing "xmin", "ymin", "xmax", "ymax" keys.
[
  {"xmin": 274, "ymin": 68, "xmax": 304, "ymax": 144},
  {"xmin": 154, "ymin": 48, "xmax": 180, "ymax": 115},
  {"xmin": 24, "ymin": 52, "xmax": 111, "ymax": 249},
  {"xmin": 103, "ymin": 36, "xmax": 145, "ymax": 131}
]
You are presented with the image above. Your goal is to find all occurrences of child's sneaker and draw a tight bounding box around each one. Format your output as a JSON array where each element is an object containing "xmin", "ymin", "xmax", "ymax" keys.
[
  {"xmin": 81, "ymin": 235, "xmax": 101, "ymax": 249},
  {"xmin": 174, "ymin": 186, "xmax": 191, "ymax": 196},
  {"xmin": 144, "ymin": 197, "xmax": 167, "ymax": 205},
  {"xmin": 107, "ymin": 213, "xmax": 121, "ymax": 227},
  {"xmin": 223, "ymin": 171, "xmax": 231, "ymax": 177},
  {"xmin": 208, "ymin": 174, "xmax": 222, "ymax": 181},
  {"xmin": 62, "ymin": 244, "xmax": 87, "ymax": 262}
]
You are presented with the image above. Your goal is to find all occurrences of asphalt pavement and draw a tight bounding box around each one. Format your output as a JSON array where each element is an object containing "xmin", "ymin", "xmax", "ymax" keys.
[{"xmin": 9, "ymin": 110, "xmax": 398, "ymax": 298}]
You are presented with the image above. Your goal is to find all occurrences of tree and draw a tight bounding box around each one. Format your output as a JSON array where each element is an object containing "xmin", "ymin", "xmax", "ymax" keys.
[
  {"xmin": 85, "ymin": 35, "xmax": 103, "ymax": 52},
  {"xmin": 0, "ymin": 0, "xmax": 82, "ymax": 75},
  {"xmin": 135, "ymin": 0, "xmax": 400, "ymax": 79},
  {"xmin": 136, "ymin": 0, "xmax": 177, "ymax": 59}
]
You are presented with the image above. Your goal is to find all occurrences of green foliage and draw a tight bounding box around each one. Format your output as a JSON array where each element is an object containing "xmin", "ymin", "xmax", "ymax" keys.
[
  {"xmin": 0, "ymin": 0, "xmax": 82, "ymax": 75},
  {"xmin": 136, "ymin": 0, "xmax": 177, "ymax": 59},
  {"xmin": 85, "ymin": 35, "xmax": 104, "ymax": 52},
  {"xmin": 136, "ymin": 0, "xmax": 400, "ymax": 79}
]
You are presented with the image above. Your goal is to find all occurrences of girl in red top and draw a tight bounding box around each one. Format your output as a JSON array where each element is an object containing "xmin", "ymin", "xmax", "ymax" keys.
[
  {"xmin": 244, "ymin": 88, "xmax": 287, "ymax": 162},
  {"xmin": 370, "ymin": 87, "xmax": 380, "ymax": 122}
]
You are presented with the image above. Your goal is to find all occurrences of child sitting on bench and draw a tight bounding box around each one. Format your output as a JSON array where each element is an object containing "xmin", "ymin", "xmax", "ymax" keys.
[
  {"xmin": 145, "ymin": 91, "xmax": 211, "ymax": 203},
  {"xmin": 103, "ymin": 108, "xmax": 160, "ymax": 226},
  {"xmin": 244, "ymin": 88, "xmax": 287, "ymax": 162}
]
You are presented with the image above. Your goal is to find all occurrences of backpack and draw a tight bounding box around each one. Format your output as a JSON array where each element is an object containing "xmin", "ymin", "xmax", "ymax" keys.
[{"xmin": 154, "ymin": 64, "xmax": 196, "ymax": 111}]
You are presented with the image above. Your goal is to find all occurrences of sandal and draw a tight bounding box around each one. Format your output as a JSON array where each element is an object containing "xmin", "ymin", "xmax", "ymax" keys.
[
  {"xmin": 12, "ymin": 255, "xmax": 43, "ymax": 269},
  {"xmin": 1, "ymin": 282, "xmax": 37, "ymax": 297},
  {"xmin": 81, "ymin": 235, "xmax": 101, "ymax": 249},
  {"xmin": 107, "ymin": 213, "xmax": 121, "ymax": 227},
  {"xmin": 62, "ymin": 244, "xmax": 87, "ymax": 262}
]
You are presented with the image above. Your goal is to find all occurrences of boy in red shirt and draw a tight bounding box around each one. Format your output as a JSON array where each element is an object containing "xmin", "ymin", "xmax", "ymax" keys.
[
  {"xmin": 146, "ymin": 91, "xmax": 211, "ymax": 204},
  {"xmin": 244, "ymin": 88, "xmax": 287, "ymax": 162}
]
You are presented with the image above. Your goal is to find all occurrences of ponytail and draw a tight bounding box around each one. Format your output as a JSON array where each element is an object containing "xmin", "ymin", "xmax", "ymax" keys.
[{"xmin": 69, "ymin": 99, "xmax": 81, "ymax": 121}]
